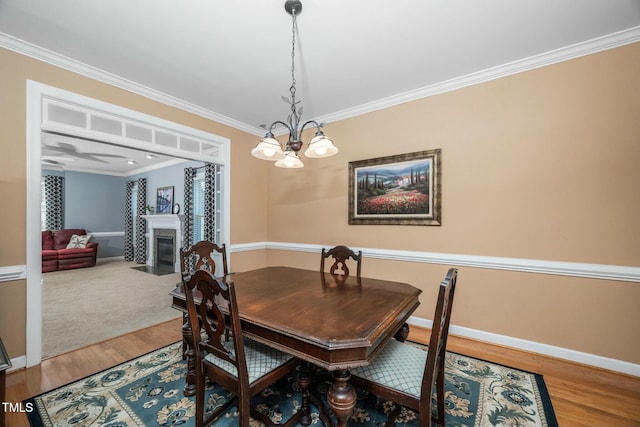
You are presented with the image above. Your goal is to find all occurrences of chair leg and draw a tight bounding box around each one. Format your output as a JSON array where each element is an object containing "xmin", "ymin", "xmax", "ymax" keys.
[
  {"xmin": 435, "ymin": 366, "xmax": 446, "ymax": 426},
  {"xmin": 239, "ymin": 393, "xmax": 251, "ymax": 427},
  {"xmin": 195, "ymin": 376, "xmax": 205, "ymax": 427}
]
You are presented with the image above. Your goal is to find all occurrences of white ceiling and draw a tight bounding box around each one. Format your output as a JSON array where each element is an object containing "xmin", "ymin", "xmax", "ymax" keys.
[
  {"xmin": 41, "ymin": 133, "xmax": 185, "ymax": 176},
  {"xmin": 1, "ymin": 0, "xmax": 639, "ymax": 173}
]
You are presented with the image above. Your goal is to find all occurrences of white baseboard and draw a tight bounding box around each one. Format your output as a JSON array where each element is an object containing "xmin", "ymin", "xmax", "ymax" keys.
[
  {"xmin": 97, "ymin": 256, "xmax": 125, "ymax": 261},
  {"xmin": 7, "ymin": 315, "xmax": 637, "ymax": 377},
  {"xmin": 7, "ymin": 355, "xmax": 26, "ymax": 373},
  {"xmin": 4, "ymin": 242, "xmax": 639, "ymax": 376},
  {"xmin": 408, "ymin": 316, "xmax": 640, "ymax": 377}
]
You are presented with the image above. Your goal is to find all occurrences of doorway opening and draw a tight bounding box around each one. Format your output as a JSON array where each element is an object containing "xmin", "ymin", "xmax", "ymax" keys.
[{"xmin": 27, "ymin": 81, "xmax": 231, "ymax": 366}]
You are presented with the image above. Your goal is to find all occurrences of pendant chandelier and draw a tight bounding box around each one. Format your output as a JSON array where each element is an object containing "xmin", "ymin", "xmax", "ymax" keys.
[{"xmin": 251, "ymin": 0, "xmax": 338, "ymax": 169}]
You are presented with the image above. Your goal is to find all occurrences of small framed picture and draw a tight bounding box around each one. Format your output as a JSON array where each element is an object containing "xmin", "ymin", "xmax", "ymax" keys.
[{"xmin": 156, "ymin": 186, "xmax": 174, "ymax": 214}]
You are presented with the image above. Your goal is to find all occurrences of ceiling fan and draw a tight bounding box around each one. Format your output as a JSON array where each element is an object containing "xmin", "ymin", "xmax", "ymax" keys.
[
  {"xmin": 42, "ymin": 141, "xmax": 127, "ymax": 164},
  {"xmin": 41, "ymin": 155, "xmax": 75, "ymax": 166}
]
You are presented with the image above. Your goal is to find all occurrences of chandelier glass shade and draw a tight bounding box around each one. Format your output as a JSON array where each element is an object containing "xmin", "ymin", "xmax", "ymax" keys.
[
  {"xmin": 275, "ymin": 151, "xmax": 304, "ymax": 168},
  {"xmin": 251, "ymin": 0, "xmax": 338, "ymax": 169},
  {"xmin": 251, "ymin": 133, "xmax": 285, "ymax": 161}
]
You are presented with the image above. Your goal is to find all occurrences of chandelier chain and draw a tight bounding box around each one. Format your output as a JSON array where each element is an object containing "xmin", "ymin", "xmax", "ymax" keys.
[
  {"xmin": 290, "ymin": 10, "xmax": 297, "ymax": 104},
  {"xmin": 250, "ymin": 1, "xmax": 338, "ymax": 167}
]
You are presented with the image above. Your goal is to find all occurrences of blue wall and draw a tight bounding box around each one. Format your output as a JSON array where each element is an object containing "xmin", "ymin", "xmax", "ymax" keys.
[
  {"xmin": 46, "ymin": 170, "xmax": 126, "ymax": 258},
  {"xmin": 43, "ymin": 160, "xmax": 203, "ymax": 259},
  {"xmin": 129, "ymin": 160, "xmax": 204, "ymax": 214},
  {"xmin": 64, "ymin": 171, "xmax": 126, "ymax": 232}
]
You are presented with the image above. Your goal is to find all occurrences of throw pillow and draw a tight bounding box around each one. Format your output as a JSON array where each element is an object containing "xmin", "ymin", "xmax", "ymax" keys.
[{"xmin": 66, "ymin": 234, "xmax": 92, "ymax": 249}]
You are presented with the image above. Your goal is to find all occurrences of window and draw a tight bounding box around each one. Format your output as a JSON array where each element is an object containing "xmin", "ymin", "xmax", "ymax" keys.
[
  {"xmin": 131, "ymin": 183, "xmax": 138, "ymax": 244},
  {"xmin": 191, "ymin": 164, "xmax": 223, "ymax": 246},
  {"xmin": 192, "ymin": 172, "xmax": 205, "ymax": 244}
]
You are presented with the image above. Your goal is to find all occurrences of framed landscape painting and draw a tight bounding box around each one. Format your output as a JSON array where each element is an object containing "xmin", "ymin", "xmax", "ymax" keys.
[{"xmin": 348, "ymin": 149, "xmax": 441, "ymax": 225}]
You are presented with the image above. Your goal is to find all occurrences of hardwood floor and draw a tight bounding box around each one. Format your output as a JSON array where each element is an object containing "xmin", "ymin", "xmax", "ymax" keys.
[
  {"xmin": 5, "ymin": 319, "xmax": 640, "ymax": 426},
  {"xmin": 409, "ymin": 327, "xmax": 640, "ymax": 426},
  {"xmin": 4, "ymin": 318, "xmax": 183, "ymax": 427}
]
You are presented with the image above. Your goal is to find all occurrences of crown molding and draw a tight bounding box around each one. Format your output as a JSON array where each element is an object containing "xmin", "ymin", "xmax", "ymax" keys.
[
  {"xmin": 315, "ymin": 26, "xmax": 640, "ymax": 125},
  {"xmin": 2, "ymin": 27, "xmax": 639, "ymax": 136},
  {"xmin": 0, "ymin": 32, "xmax": 265, "ymax": 137}
]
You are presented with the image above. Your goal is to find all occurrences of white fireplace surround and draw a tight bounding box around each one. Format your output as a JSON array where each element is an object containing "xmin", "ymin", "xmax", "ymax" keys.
[{"xmin": 142, "ymin": 214, "xmax": 184, "ymax": 272}]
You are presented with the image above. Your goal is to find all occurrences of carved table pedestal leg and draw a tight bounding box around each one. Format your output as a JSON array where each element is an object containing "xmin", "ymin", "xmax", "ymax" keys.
[
  {"xmin": 298, "ymin": 363, "xmax": 312, "ymax": 426},
  {"xmin": 394, "ymin": 322, "xmax": 410, "ymax": 343},
  {"xmin": 182, "ymin": 318, "xmax": 197, "ymax": 397},
  {"xmin": 327, "ymin": 369, "xmax": 356, "ymax": 427}
]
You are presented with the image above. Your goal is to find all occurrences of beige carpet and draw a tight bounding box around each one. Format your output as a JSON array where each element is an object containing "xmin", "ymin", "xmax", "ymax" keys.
[{"xmin": 42, "ymin": 258, "xmax": 182, "ymax": 359}]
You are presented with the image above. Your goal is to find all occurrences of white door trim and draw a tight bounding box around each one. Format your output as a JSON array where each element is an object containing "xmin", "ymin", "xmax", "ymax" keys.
[{"xmin": 25, "ymin": 80, "xmax": 231, "ymax": 366}]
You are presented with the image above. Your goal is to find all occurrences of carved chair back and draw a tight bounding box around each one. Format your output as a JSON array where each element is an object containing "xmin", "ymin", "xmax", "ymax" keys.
[
  {"xmin": 183, "ymin": 269, "xmax": 300, "ymax": 426},
  {"xmin": 180, "ymin": 240, "xmax": 228, "ymax": 281},
  {"xmin": 182, "ymin": 269, "xmax": 248, "ymax": 424},
  {"xmin": 320, "ymin": 245, "xmax": 362, "ymax": 284}
]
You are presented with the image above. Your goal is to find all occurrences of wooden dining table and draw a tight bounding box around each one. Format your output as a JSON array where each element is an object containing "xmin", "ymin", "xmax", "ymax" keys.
[{"xmin": 170, "ymin": 266, "xmax": 422, "ymax": 427}]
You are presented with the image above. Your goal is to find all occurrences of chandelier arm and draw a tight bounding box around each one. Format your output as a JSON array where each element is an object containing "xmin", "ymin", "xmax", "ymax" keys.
[
  {"xmin": 300, "ymin": 120, "xmax": 322, "ymax": 135},
  {"xmin": 268, "ymin": 120, "xmax": 294, "ymax": 135},
  {"xmin": 252, "ymin": 1, "xmax": 337, "ymax": 167}
]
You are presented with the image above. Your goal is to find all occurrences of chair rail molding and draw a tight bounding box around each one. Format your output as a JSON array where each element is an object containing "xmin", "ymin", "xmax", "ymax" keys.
[
  {"xmin": 0, "ymin": 265, "xmax": 27, "ymax": 283},
  {"xmin": 90, "ymin": 231, "xmax": 125, "ymax": 238},
  {"xmin": 229, "ymin": 241, "xmax": 640, "ymax": 283},
  {"xmin": 229, "ymin": 241, "xmax": 640, "ymax": 375}
]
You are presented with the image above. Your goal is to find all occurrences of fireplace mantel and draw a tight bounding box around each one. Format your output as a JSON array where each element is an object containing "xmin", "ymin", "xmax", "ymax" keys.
[{"xmin": 142, "ymin": 214, "xmax": 184, "ymax": 272}]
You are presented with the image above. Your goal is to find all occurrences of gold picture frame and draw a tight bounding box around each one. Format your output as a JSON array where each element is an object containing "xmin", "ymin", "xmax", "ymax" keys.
[{"xmin": 348, "ymin": 149, "xmax": 441, "ymax": 225}]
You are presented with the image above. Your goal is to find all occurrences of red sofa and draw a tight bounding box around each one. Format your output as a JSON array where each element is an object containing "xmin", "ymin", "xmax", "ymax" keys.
[{"xmin": 42, "ymin": 229, "xmax": 99, "ymax": 272}]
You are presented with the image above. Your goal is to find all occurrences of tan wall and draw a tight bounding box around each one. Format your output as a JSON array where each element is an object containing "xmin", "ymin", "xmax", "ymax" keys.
[
  {"xmin": 266, "ymin": 43, "xmax": 640, "ymax": 364},
  {"xmin": 0, "ymin": 47, "xmax": 269, "ymax": 358},
  {"xmin": 1, "ymin": 43, "xmax": 639, "ymax": 366}
]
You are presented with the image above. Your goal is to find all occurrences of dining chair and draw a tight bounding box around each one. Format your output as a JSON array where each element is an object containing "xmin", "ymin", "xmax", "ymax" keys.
[
  {"xmin": 180, "ymin": 240, "xmax": 229, "ymax": 281},
  {"xmin": 320, "ymin": 245, "xmax": 362, "ymax": 284},
  {"xmin": 350, "ymin": 268, "xmax": 458, "ymax": 427},
  {"xmin": 183, "ymin": 269, "xmax": 301, "ymax": 427},
  {"xmin": 179, "ymin": 240, "xmax": 233, "ymax": 347}
]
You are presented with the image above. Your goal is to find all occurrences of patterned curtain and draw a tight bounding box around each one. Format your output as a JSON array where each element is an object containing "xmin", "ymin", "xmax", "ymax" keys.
[
  {"xmin": 44, "ymin": 175, "xmax": 64, "ymax": 230},
  {"xmin": 203, "ymin": 163, "xmax": 217, "ymax": 242},
  {"xmin": 135, "ymin": 178, "xmax": 147, "ymax": 264},
  {"xmin": 124, "ymin": 181, "xmax": 135, "ymax": 261},
  {"xmin": 183, "ymin": 167, "xmax": 196, "ymax": 250}
]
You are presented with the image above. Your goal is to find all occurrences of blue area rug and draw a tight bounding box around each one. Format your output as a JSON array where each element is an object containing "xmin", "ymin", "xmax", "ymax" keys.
[{"xmin": 25, "ymin": 341, "xmax": 557, "ymax": 426}]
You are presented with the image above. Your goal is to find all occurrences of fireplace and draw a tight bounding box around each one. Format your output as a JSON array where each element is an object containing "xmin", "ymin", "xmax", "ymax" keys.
[
  {"xmin": 154, "ymin": 229, "xmax": 176, "ymax": 269},
  {"xmin": 142, "ymin": 214, "xmax": 184, "ymax": 273}
]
